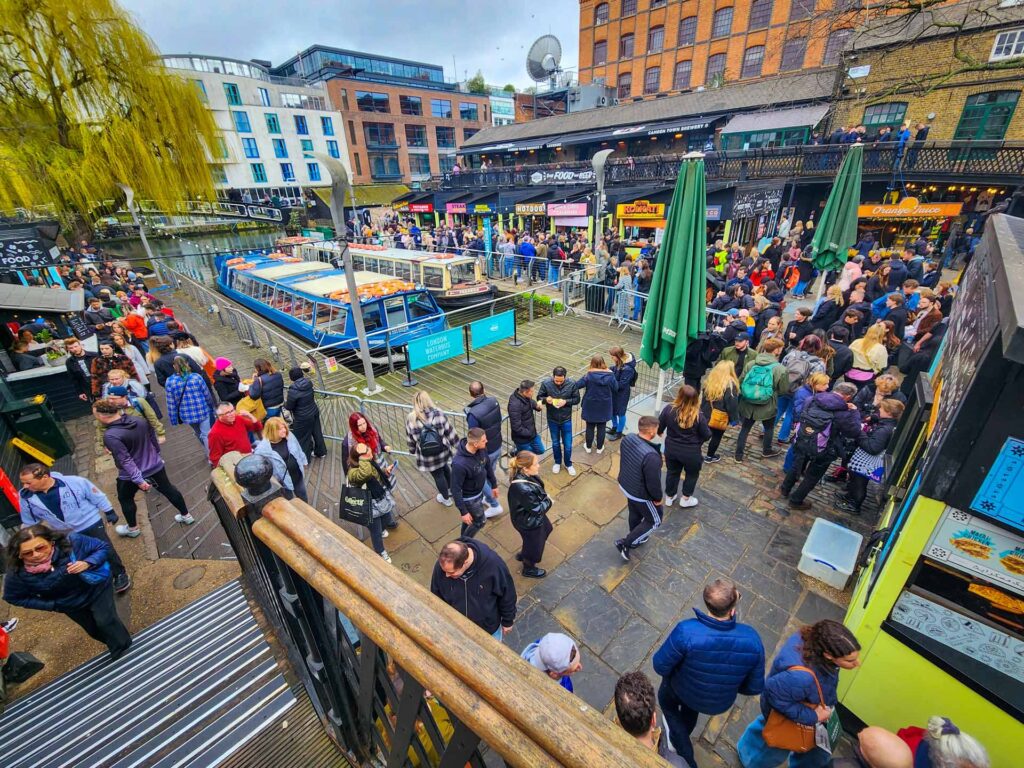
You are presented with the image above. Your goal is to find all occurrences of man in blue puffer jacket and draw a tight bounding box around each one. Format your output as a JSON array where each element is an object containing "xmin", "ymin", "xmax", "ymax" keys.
[{"xmin": 652, "ymin": 579, "xmax": 765, "ymax": 768}]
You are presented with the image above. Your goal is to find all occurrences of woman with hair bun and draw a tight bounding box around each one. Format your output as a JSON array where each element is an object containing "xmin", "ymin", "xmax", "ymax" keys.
[{"xmin": 506, "ymin": 451, "xmax": 553, "ymax": 579}]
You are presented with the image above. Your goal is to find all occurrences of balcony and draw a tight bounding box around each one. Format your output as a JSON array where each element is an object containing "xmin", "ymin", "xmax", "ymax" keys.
[{"xmin": 364, "ymin": 139, "xmax": 400, "ymax": 150}]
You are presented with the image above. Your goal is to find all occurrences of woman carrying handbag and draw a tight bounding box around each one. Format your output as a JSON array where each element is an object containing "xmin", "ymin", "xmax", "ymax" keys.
[
  {"xmin": 345, "ymin": 442, "xmax": 399, "ymax": 563},
  {"xmin": 507, "ymin": 451, "xmax": 553, "ymax": 580},
  {"xmin": 738, "ymin": 619, "xmax": 861, "ymax": 768},
  {"xmin": 701, "ymin": 360, "xmax": 740, "ymax": 463}
]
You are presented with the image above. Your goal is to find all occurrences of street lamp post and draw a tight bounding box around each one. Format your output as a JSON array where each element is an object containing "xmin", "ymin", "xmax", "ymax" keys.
[{"xmin": 591, "ymin": 149, "xmax": 615, "ymax": 246}]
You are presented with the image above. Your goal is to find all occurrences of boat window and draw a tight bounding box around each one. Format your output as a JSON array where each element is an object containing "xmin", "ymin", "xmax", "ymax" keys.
[
  {"xmin": 383, "ymin": 296, "xmax": 406, "ymax": 329},
  {"xmin": 273, "ymin": 288, "xmax": 293, "ymax": 313},
  {"xmin": 448, "ymin": 261, "xmax": 476, "ymax": 285},
  {"xmin": 350, "ymin": 252, "xmax": 364, "ymax": 270},
  {"xmin": 319, "ymin": 305, "xmax": 347, "ymax": 335},
  {"xmin": 361, "ymin": 301, "xmax": 384, "ymax": 333},
  {"xmin": 260, "ymin": 283, "xmax": 275, "ymax": 304},
  {"xmin": 422, "ymin": 265, "xmax": 445, "ymax": 289},
  {"xmin": 393, "ymin": 260, "xmax": 413, "ymax": 280},
  {"xmin": 363, "ymin": 255, "xmax": 379, "ymax": 272},
  {"xmin": 314, "ymin": 303, "xmax": 332, "ymax": 327},
  {"xmin": 317, "ymin": 249, "xmax": 331, "ymax": 263},
  {"xmin": 378, "ymin": 258, "xmax": 397, "ymax": 277},
  {"xmin": 293, "ymin": 295, "xmax": 312, "ymax": 324},
  {"xmin": 407, "ymin": 292, "xmax": 436, "ymax": 320},
  {"xmin": 250, "ymin": 280, "xmax": 263, "ymax": 299}
]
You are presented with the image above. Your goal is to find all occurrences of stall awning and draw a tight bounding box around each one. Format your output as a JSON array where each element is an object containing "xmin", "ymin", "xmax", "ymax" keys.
[
  {"xmin": 605, "ymin": 185, "xmax": 668, "ymax": 208},
  {"xmin": 721, "ymin": 104, "xmax": 830, "ymax": 136},
  {"xmin": 0, "ymin": 283, "xmax": 85, "ymax": 313},
  {"xmin": 463, "ymin": 137, "xmax": 551, "ymax": 155},
  {"xmin": 497, "ymin": 187, "xmax": 551, "ymax": 213}
]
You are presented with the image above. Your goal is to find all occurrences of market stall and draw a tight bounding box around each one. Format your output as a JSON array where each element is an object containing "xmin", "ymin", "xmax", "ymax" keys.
[{"xmin": 857, "ymin": 198, "xmax": 964, "ymax": 247}]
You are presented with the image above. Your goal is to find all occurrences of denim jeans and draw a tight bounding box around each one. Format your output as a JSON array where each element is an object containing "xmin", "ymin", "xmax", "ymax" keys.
[
  {"xmin": 188, "ymin": 417, "xmax": 211, "ymax": 449},
  {"xmin": 793, "ymin": 279, "xmax": 811, "ymax": 296},
  {"xmin": 776, "ymin": 394, "xmax": 795, "ymax": 442},
  {"xmin": 481, "ymin": 446, "xmax": 503, "ymax": 508},
  {"xmin": 611, "ymin": 413, "xmax": 627, "ymax": 433},
  {"xmin": 514, "ymin": 435, "xmax": 545, "ymax": 455},
  {"xmin": 548, "ymin": 419, "xmax": 573, "ymax": 467},
  {"xmin": 604, "ymin": 287, "xmax": 616, "ymax": 313}
]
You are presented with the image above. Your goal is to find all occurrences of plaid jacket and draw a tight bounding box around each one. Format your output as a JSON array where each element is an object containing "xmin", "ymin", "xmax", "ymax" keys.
[
  {"xmin": 405, "ymin": 408, "xmax": 458, "ymax": 473},
  {"xmin": 165, "ymin": 372, "xmax": 215, "ymax": 426}
]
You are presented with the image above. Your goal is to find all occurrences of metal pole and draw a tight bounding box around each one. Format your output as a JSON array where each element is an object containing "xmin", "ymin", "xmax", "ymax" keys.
[
  {"xmin": 117, "ymin": 184, "xmax": 156, "ymax": 269},
  {"xmin": 592, "ymin": 149, "xmax": 615, "ymax": 248}
]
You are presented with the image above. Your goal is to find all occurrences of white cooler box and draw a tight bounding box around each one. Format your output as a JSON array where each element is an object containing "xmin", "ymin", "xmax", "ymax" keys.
[{"xmin": 798, "ymin": 518, "xmax": 864, "ymax": 590}]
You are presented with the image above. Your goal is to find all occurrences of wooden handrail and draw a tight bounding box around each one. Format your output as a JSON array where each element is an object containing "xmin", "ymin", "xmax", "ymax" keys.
[{"xmin": 212, "ymin": 461, "xmax": 669, "ymax": 768}]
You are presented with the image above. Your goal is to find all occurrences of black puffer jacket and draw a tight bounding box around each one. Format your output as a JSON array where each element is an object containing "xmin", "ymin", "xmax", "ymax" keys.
[
  {"xmin": 214, "ymin": 368, "xmax": 243, "ymax": 405},
  {"xmin": 286, "ymin": 377, "xmax": 320, "ymax": 422},
  {"xmin": 507, "ymin": 390, "xmax": 539, "ymax": 443},
  {"xmin": 465, "ymin": 394, "xmax": 502, "ymax": 450},
  {"xmin": 249, "ymin": 371, "xmax": 285, "ymax": 408},
  {"xmin": 507, "ymin": 475, "xmax": 552, "ymax": 531}
]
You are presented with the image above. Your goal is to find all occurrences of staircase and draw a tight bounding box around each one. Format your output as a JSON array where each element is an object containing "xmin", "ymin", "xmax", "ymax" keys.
[{"xmin": 0, "ymin": 580, "xmax": 345, "ymax": 768}]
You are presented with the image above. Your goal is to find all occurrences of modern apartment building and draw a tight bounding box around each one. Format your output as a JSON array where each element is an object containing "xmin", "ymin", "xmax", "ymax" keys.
[
  {"xmin": 162, "ymin": 55, "xmax": 350, "ymax": 200},
  {"xmin": 577, "ymin": 0, "xmax": 866, "ymax": 100},
  {"xmin": 272, "ymin": 47, "xmax": 490, "ymax": 187}
]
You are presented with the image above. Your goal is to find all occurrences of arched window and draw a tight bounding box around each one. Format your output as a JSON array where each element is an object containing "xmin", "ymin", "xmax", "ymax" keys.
[
  {"xmin": 619, "ymin": 33, "xmax": 635, "ymax": 59},
  {"xmin": 673, "ymin": 60, "xmax": 692, "ymax": 90},
  {"xmin": 648, "ymin": 25, "xmax": 665, "ymax": 53},
  {"xmin": 741, "ymin": 45, "xmax": 765, "ymax": 78},
  {"xmin": 678, "ymin": 16, "xmax": 697, "ymax": 46},
  {"xmin": 779, "ymin": 37, "xmax": 806, "ymax": 70},
  {"xmin": 711, "ymin": 7, "xmax": 734, "ymax": 38},
  {"xmin": 643, "ymin": 66, "xmax": 661, "ymax": 94},
  {"xmin": 617, "ymin": 72, "xmax": 633, "ymax": 99},
  {"xmin": 593, "ymin": 40, "xmax": 608, "ymax": 65},
  {"xmin": 790, "ymin": 0, "xmax": 814, "ymax": 21},
  {"xmin": 749, "ymin": 0, "xmax": 773, "ymax": 29},
  {"xmin": 594, "ymin": 2, "xmax": 609, "ymax": 24},
  {"xmin": 706, "ymin": 53, "xmax": 727, "ymax": 82}
]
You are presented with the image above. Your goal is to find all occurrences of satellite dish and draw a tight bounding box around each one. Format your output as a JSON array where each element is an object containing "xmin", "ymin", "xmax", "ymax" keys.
[{"xmin": 526, "ymin": 34, "xmax": 563, "ymax": 82}]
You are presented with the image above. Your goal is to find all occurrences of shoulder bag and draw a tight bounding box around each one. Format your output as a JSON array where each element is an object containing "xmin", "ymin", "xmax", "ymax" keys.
[
  {"xmin": 708, "ymin": 406, "xmax": 729, "ymax": 431},
  {"xmin": 761, "ymin": 665, "xmax": 826, "ymax": 753}
]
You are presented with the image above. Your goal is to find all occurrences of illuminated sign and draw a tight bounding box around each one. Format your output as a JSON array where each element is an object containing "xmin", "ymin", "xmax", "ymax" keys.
[
  {"xmin": 407, "ymin": 203, "xmax": 434, "ymax": 213},
  {"xmin": 616, "ymin": 200, "xmax": 666, "ymax": 219},
  {"xmin": 446, "ymin": 202, "xmax": 467, "ymax": 214},
  {"xmin": 472, "ymin": 204, "xmax": 493, "ymax": 213},
  {"xmin": 546, "ymin": 202, "xmax": 588, "ymax": 217},
  {"xmin": 858, "ymin": 198, "xmax": 963, "ymax": 219},
  {"xmin": 515, "ymin": 202, "xmax": 546, "ymax": 215}
]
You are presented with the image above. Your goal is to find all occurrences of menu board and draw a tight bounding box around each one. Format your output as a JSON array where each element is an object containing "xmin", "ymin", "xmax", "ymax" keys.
[
  {"xmin": 971, "ymin": 438, "xmax": 1024, "ymax": 533},
  {"xmin": 1, "ymin": 228, "xmax": 56, "ymax": 270},
  {"xmin": 732, "ymin": 185, "xmax": 785, "ymax": 219},
  {"xmin": 925, "ymin": 507, "xmax": 1024, "ymax": 596}
]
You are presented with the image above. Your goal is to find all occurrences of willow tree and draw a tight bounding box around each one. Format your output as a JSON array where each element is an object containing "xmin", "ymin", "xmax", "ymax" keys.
[{"xmin": 0, "ymin": 0, "xmax": 218, "ymax": 231}]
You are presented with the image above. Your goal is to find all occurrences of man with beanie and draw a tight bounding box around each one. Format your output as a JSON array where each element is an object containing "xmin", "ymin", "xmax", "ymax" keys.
[
  {"xmin": 286, "ymin": 365, "xmax": 327, "ymax": 459},
  {"xmin": 521, "ymin": 632, "xmax": 583, "ymax": 692},
  {"xmin": 208, "ymin": 402, "xmax": 262, "ymax": 466}
]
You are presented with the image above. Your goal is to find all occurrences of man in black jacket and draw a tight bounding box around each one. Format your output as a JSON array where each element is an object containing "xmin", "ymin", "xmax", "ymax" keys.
[
  {"xmin": 615, "ymin": 416, "xmax": 664, "ymax": 561},
  {"xmin": 83, "ymin": 297, "xmax": 115, "ymax": 340},
  {"xmin": 507, "ymin": 379, "xmax": 544, "ymax": 454},
  {"xmin": 65, "ymin": 338, "xmax": 99, "ymax": 402},
  {"xmin": 286, "ymin": 365, "xmax": 326, "ymax": 459},
  {"xmin": 827, "ymin": 327, "xmax": 854, "ymax": 384},
  {"xmin": 537, "ymin": 367, "xmax": 580, "ymax": 476},
  {"xmin": 883, "ymin": 293, "xmax": 909, "ymax": 339},
  {"xmin": 464, "ymin": 381, "xmax": 504, "ymax": 518},
  {"xmin": 450, "ymin": 428, "xmax": 499, "ymax": 538},
  {"xmin": 783, "ymin": 308, "xmax": 814, "ymax": 351},
  {"xmin": 430, "ymin": 538, "xmax": 516, "ymax": 641}
]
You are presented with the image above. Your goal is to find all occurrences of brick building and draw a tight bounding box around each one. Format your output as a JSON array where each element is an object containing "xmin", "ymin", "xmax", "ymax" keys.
[
  {"xmin": 833, "ymin": 2, "xmax": 1024, "ymax": 142},
  {"xmin": 577, "ymin": 0, "xmax": 865, "ymax": 99},
  {"xmin": 273, "ymin": 47, "xmax": 490, "ymax": 187}
]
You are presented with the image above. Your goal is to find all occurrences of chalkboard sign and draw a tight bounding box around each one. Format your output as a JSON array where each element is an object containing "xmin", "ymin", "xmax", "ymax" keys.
[
  {"xmin": 732, "ymin": 185, "xmax": 785, "ymax": 219},
  {"xmin": 67, "ymin": 314, "xmax": 95, "ymax": 340},
  {"xmin": 1, "ymin": 227, "xmax": 55, "ymax": 270}
]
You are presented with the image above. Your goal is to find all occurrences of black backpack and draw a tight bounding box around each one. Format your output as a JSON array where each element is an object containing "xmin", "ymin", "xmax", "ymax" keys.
[
  {"xmin": 794, "ymin": 396, "xmax": 835, "ymax": 455},
  {"xmin": 417, "ymin": 420, "xmax": 444, "ymax": 457}
]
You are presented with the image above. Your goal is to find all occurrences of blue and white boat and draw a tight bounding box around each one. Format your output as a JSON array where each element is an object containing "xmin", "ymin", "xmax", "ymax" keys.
[{"xmin": 215, "ymin": 252, "xmax": 447, "ymax": 350}]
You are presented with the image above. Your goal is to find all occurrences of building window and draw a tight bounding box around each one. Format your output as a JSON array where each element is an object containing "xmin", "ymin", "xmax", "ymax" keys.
[
  {"xmin": 779, "ymin": 37, "xmax": 806, "ymax": 71},
  {"xmin": 232, "ymin": 111, "xmax": 251, "ymax": 132},
  {"xmin": 192, "ymin": 80, "xmax": 207, "ymax": 103},
  {"xmin": 241, "ymin": 137, "xmax": 259, "ymax": 158},
  {"xmin": 463, "ymin": 128, "xmax": 479, "ymax": 142},
  {"xmin": 673, "ymin": 60, "xmax": 692, "ymax": 90},
  {"xmin": 251, "ymin": 163, "xmax": 267, "ymax": 183},
  {"xmin": 651, "ymin": 0, "xmax": 666, "ymax": 6},
  {"xmin": 327, "ymin": 139, "xmax": 340, "ymax": 158},
  {"xmin": 438, "ymin": 155, "xmax": 456, "ymax": 174},
  {"xmin": 459, "ymin": 102, "xmax": 480, "ymax": 121},
  {"xmin": 862, "ymin": 102, "xmax": 908, "ymax": 127},
  {"xmin": 347, "ymin": 120, "xmax": 357, "ymax": 144},
  {"xmin": 431, "ymin": 98, "xmax": 452, "ymax": 118},
  {"xmin": 369, "ymin": 153, "xmax": 401, "ymax": 179},
  {"xmin": 436, "ymin": 126, "xmax": 456, "ymax": 148},
  {"xmin": 823, "ymin": 28, "xmax": 851, "ymax": 64},
  {"xmin": 301, "ymin": 139, "xmax": 314, "ymax": 156},
  {"xmin": 619, "ymin": 33, "xmax": 635, "ymax": 59},
  {"xmin": 281, "ymin": 163, "xmax": 296, "ymax": 182},
  {"xmin": 595, "ymin": 2, "xmax": 609, "ymax": 23},
  {"xmin": 353, "ymin": 154, "xmax": 362, "ymax": 175},
  {"xmin": 409, "ymin": 154, "xmax": 432, "ymax": 176},
  {"xmin": 648, "ymin": 26, "xmax": 665, "ymax": 53},
  {"xmin": 706, "ymin": 53, "xmax": 727, "ymax": 82},
  {"xmin": 223, "ymin": 83, "xmax": 241, "ymax": 106},
  {"xmin": 257, "ymin": 87, "xmax": 271, "ymax": 107},
  {"xmin": 677, "ymin": 16, "xmax": 697, "ymax": 46},
  {"xmin": 617, "ymin": 72, "xmax": 633, "ymax": 98},
  {"xmin": 622, "ymin": 0, "xmax": 637, "ymax": 16},
  {"xmin": 307, "ymin": 162, "xmax": 322, "ymax": 182},
  {"xmin": 294, "ymin": 115, "xmax": 309, "ymax": 135},
  {"xmin": 711, "ymin": 7, "xmax": 734, "ymax": 38},
  {"xmin": 790, "ymin": 0, "xmax": 814, "ymax": 21},
  {"xmin": 356, "ymin": 91, "xmax": 390, "ymax": 112},
  {"xmin": 400, "ymin": 95, "xmax": 422, "ymax": 116},
  {"xmin": 272, "ymin": 138, "xmax": 287, "ymax": 158},
  {"xmin": 211, "ymin": 166, "xmax": 227, "ymax": 184},
  {"xmin": 954, "ymin": 90, "xmax": 1020, "ymax": 140},
  {"xmin": 215, "ymin": 136, "xmax": 229, "ymax": 159},
  {"xmin": 340, "ymin": 89, "xmax": 350, "ymax": 110},
  {"xmin": 364, "ymin": 123, "xmax": 397, "ymax": 147},
  {"xmin": 991, "ymin": 28, "xmax": 1024, "ymax": 61},
  {"xmin": 281, "ymin": 93, "xmax": 301, "ymax": 108},
  {"xmin": 594, "ymin": 40, "xmax": 608, "ymax": 65},
  {"xmin": 741, "ymin": 45, "xmax": 765, "ymax": 78},
  {"xmin": 405, "ymin": 124, "xmax": 427, "ymax": 147},
  {"xmin": 321, "ymin": 116, "xmax": 334, "ymax": 135},
  {"xmin": 748, "ymin": 0, "xmax": 772, "ymax": 29},
  {"xmin": 263, "ymin": 113, "xmax": 279, "ymax": 134},
  {"xmin": 643, "ymin": 66, "xmax": 661, "ymax": 94}
]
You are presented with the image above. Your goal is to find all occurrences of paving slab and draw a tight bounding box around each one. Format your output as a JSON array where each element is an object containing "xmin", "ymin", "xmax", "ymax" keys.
[
  {"xmin": 404, "ymin": 500, "xmax": 464, "ymax": 543},
  {"xmin": 600, "ymin": 615, "xmax": 662, "ymax": 676},
  {"xmin": 546, "ymin": 514, "xmax": 600, "ymax": 557},
  {"xmin": 389, "ymin": 538, "xmax": 440, "ymax": 588},
  {"xmin": 558, "ymin": 473, "xmax": 626, "ymax": 526},
  {"xmin": 552, "ymin": 581, "xmax": 632, "ymax": 656}
]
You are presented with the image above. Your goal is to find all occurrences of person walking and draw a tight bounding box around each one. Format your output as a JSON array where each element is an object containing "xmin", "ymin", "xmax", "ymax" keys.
[
  {"xmin": 615, "ymin": 416, "xmax": 664, "ymax": 561},
  {"xmin": 89, "ymin": 339, "xmax": 139, "ymax": 398},
  {"xmin": 701, "ymin": 360, "xmax": 740, "ymax": 463},
  {"xmin": 614, "ymin": 672, "xmax": 688, "ymax": 767},
  {"xmin": 94, "ymin": 399, "xmax": 194, "ymax": 537},
  {"xmin": 450, "ymin": 428, "xmax": 498, "ymax": 538},
  {"xmin": 657, "ymin": 385, "xmax": 711, "ymax": 509},
  {"xmin": 208, "ymin": 402, "xmax": 262, "ymax": 466},
  {"xmin": 653, "ymin": 579, "xmax": 766, "ymax": 768},
  {"xmin": 213, "ymin": 357, "xmax": 244, "ymax": 405},
  {"xmin": 286, "ymin": 365, "xmax": 327, "ymax": 459},
  {"xmin": 737, "ymin": 620, "xmax": 861, "ymax": 768},
  {"xmin": 254, "ymin": 416, "xmax": 309, "ymax": 502},
  {"xmin": 248, "ymin": 358, "xmax": 285, "ymax": 418},
  {"xmin": 608, "ymin": 346, "xmax": 638, "ymax": 440},
  {"xmin": 464, "ymin": 381, "xmax": 504, "ymax": 519},
  {"xmin": 507, "ymin": 379, "xmax": 544, "ymax": 454},
  {"xmin": 734, "ymin": 338, "xmax": 788, "ymax": 462},
  {"xmin": 507, "ymin": 450, "xmax": 553, "ymax": 579},
  {"xmin": 3, "ymin": 525, "xmax": 132, "ymax": 661},
  {"xmin": 165, "ymin": 356, "xmax": 216, "ymax": 449},
  {"xmin": 579, "ymin": 355, "xmax": 619, "ymax": 454},
  {"xmin": 780, "ymin": 382, "xmax": 862, "ymax": 510},
  {"xmin": 97, "ymin": 384, "xmax": 165, "ymax": 451},
  {"xmin": 430, "ymin": 539, "xmax": 516, "ymax": 642},
  {"xmin": 345, "ymin": 441, "xmax": 398, "ymax": 562},
  {"xmin": 18, "ymin": 464, "xmax": 131, "ymax": 593},
  {"xmin": 777, "ymin": 336, "xmax": 828, "ymax": 444},
  {"xmin": 537, "ymin": 367, "xmax": 580, "ymax": 476},
  {"xmin": 406, "ymin": 391, "xmax": 459, "ymax": 506}
]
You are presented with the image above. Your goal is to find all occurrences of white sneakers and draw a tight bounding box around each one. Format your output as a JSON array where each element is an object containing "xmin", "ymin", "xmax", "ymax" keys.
[
  {"xmin": 552, "ymin": 464, "xmax": 561, "ymax": 474},
  {"xmin": 663, "ymin": 496, "xmax": 676, "ymax": 507},
  {"xmin": 584, "ymin": 446, "xmax": 593, "ymax": 454},
  {"xmin": 380, "ymin": 550, "xmax": 391, "ymax": 563},
  {"xmin": 679, "ymin": 497, "xmax": 699, "ymax": 508},
  {"xmin": 484, "ymin": 505, "xmax": 505, "ymax": 519},
  {"xmin": 115, "ymin": 525, "xmax": 141, "ymax": 538},
  {"xmin": 566, "ymin": 465, "xmax": 577, "ymax": 477},
  {"xmin": 436, "ymin": 493, "xmax": 453, "ymax": 507},
  {"xmin": 175, "ymin": 513, "xmax": 195, "ymax": 525},
  {"xmin": 597, "ymin": 447, "xmax": 605, "ymax": 454},
  {"xmin": 382, "ymin": 529, "xmax": 389, "ymax": 538}
]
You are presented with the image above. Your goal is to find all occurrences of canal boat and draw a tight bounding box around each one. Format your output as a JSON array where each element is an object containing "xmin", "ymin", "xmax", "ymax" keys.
[
  {"xmin": 215, "ymin": 252, "xmax": 447, "ymax": 351},
  {"xmin": 297, "ymin": 241, "xmax": 496, "ymax": 308}
]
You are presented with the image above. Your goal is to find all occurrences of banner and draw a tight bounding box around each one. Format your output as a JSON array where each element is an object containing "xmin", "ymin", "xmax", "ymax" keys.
[
  {"xmin": 706, "ymin": 205, "xmax": 723, "ymax": 221},
  {"xmin": 546, "ymin": 202, "xmax": 588, "ymax": 217},
  {"xmin": 407, "ymin": 327, "xmax": 464, "ymax": 370},
  {"xmin": 529, "ymin": 168, "xmax": 594, "ymax": 185},
  {"xmin": 616, "ymin": 200, "xmax": 665, "ymax": 219},
  {"xmin": 470, "ymin": 311, "xmax": 514, "ymax": 350},
  {"xmin": 408, "ymin": 202, "xmax": 434, "ymax": 213},
  {"xmin": 445, "ymin": 202, "xmax": 467, "ymax": 214},
  {"xmin": 858, "ymin": 200, "xmax": 963, "ymax": 219},
  {"xmin": 515, "ymin": 202, "xmax": 546, "ymax": 216},
  {"xmin": 472, "ymin": 203, "xmax": 493, "ymax": 213}
]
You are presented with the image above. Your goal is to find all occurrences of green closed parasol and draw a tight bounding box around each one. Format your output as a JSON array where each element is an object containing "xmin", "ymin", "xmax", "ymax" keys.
[{"xmin": 810, "ymin": 143, "xmax": 864, "ymax": 274}]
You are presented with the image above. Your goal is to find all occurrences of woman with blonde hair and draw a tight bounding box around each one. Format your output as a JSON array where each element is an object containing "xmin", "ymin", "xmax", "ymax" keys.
[
  {"xmin": 657, "ymin": 385, "xmax": 711, "ymax": 507},
  {"xmin": 757, "ymin": 315, "xmax": 784, "ymax": 351},
  {"xmin": 847, "ymin": 323, "xmax": 889, "ymax": 387},
  {"xmin": 701, "ymin": 361, "xmax": 740, "ymax": 463},
  {"xmin": 507, "ymin": 451, "xmax": 553, "ymax": 579},
  {"xmin": 405, "ymin": 390, "xmax": 459, "ymax": 506},
  {"xmin": 810, "ymin": 284, "xmax": 846, "ymax": 331},
  {"xmin": 852, "ymin": 371, "xmax": 907, "ymax": 420},
  {"xmin": 254, "ymin": 416, "xmax": 309, "ymax": 501}
]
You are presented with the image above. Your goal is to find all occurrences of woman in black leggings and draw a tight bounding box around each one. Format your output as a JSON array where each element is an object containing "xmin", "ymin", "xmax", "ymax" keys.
[
  {"xmin": 700, "ymin": 360, "xmax": 740, "ymax": 463},
  {"xmin": 657, "ymin": 384, "xmax": 711, "ymax": 508}
]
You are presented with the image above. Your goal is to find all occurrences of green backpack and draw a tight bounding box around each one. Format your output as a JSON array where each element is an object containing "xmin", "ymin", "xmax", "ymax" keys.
[{"xmin": 741, "ymin": 364, "xmax": 775, "ymax": 404}]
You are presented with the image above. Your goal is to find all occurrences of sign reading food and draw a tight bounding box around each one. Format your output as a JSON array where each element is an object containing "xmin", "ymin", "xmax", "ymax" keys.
[{"xmin": 925, "ymin": 508, "xmax": 1024, "ymax": 595}]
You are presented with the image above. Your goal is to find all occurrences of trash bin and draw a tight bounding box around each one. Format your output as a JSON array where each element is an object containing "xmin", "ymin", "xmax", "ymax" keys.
[{"xmin": 1, "ymin": 395, "xmax": 73, "ymax": 461}]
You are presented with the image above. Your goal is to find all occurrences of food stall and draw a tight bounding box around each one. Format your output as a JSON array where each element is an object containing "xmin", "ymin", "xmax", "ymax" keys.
[
  {"xmin": 839, "ymin": 214, "xmax": 1023, "ymax": 764},
  {"xmin": 856, "ymin": 198, "xmax": 964, "ymax": 248}
]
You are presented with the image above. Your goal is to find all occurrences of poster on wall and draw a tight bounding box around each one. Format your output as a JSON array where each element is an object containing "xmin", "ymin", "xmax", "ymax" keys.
[
  {"xmin": 925, "ymin": 507, "xmax": 1024, "ymax": 595},
  {"xmin": 732, "ymin": 185, "xmax": 785, "ymax": 219}
]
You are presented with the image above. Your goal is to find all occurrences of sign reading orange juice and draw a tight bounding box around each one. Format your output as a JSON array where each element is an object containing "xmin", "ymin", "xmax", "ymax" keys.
[
  {"xmin": 616, "ymin": 200, "xmax": 666, "ymax": 219},
  {"xmin": 858, "ymin": 197, "xmax": 963, "ymax": 219}
]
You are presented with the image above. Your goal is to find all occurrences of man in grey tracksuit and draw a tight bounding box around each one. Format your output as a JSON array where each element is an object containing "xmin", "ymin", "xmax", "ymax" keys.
[{"xmin": 615, "ymin": 415, "xmax": 664, "ymax": 561}]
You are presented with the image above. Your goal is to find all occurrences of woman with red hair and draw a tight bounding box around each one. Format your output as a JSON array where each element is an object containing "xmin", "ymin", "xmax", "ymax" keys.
[{"xmin": 343, "ymin": 412, "xmax": 395, "ymax": 469}]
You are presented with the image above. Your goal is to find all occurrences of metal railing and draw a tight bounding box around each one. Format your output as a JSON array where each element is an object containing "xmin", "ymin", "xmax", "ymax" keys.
[{"xmin": 434, "ymin": 139, "xmax": 1024, "ymax": 189}]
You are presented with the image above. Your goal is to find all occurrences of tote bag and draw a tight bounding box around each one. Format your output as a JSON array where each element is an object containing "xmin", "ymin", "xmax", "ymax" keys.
[
  {"xmin": 762, "ymin": 665, "xmax": 826, "ymax": 753},
  {"xmin": 339, "ymin": 485, "xmax": 373, "ymax": 527}
]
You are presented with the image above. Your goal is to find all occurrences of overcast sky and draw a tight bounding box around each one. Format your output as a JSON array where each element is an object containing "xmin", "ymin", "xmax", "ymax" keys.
[{"xmin": 121, "ymin": 0, "xmax": 580, "ymax": 89}]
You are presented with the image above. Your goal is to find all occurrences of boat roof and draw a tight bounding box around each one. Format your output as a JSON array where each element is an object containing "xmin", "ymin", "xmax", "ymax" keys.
[
  {"xmin": 306, "ymin": 240, "xmax": 474, "ymax": 266},
  {"xmin": 250, "ymin": 261, "xmax": 334, "ymax": 280},
  {"xmin": 290, "ymin": 271, "xmax": 408, "ymax": 298}
]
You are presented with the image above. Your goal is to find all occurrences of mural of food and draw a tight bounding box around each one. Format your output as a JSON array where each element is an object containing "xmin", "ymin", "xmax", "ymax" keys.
[
  {"xmin": 999, "ymin": 547, "xmax": 1024, "ymax": 576},
  {"xmin": 968, "ymin": 583, "xmax": 1024, "ymax": 614},
  {"xmin": 949, "ymin": 529, "xmax": 995, "ymax": 559}
]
